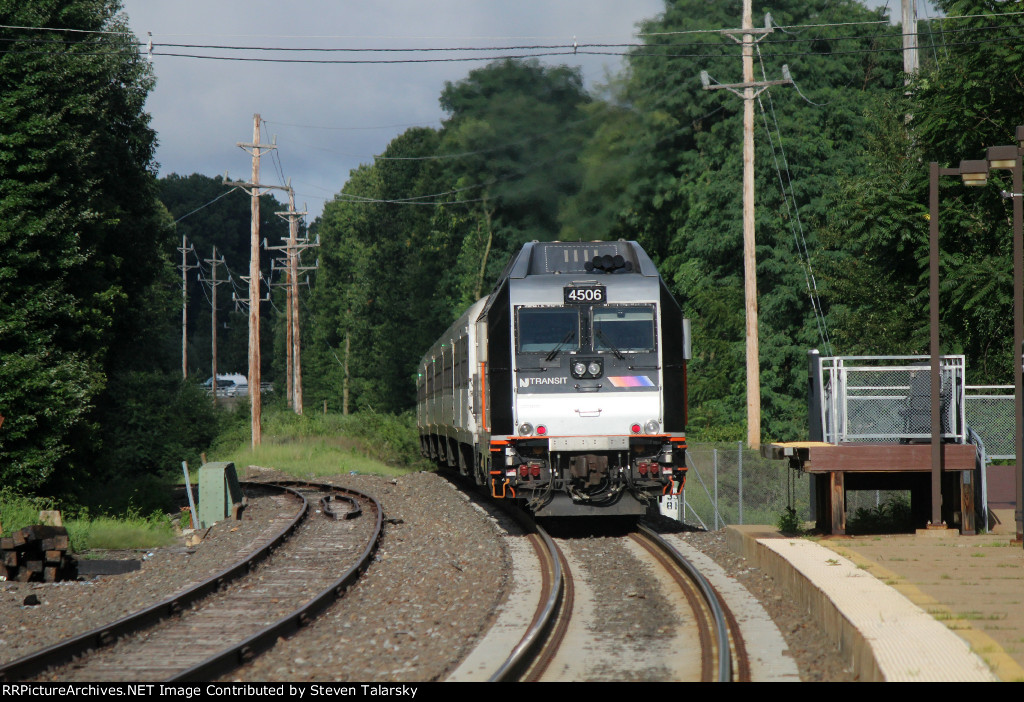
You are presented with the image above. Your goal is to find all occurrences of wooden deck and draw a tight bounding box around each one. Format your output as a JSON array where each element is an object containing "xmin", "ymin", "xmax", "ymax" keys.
[{"xmin": 764, "ymin": 442, "xmax": 978, "ymax": 535}]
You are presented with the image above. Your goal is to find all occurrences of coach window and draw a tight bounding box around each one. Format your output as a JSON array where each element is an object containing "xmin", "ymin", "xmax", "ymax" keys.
[
  {"xmin": 593, "ymin": 306, "xmax": 656, "ymax": 353},
  {"xmin": 516, "ymin": 307, "xmax": 580, "ymax": 353}
]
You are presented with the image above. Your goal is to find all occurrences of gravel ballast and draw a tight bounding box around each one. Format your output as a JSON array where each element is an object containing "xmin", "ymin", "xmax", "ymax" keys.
[{"xmin": 0, "ymin": 470, "xmax": 853, "ymax": 681}]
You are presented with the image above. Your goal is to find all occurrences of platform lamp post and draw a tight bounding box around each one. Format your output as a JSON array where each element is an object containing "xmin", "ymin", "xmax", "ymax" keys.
[
  {"xmin": 928, "ymin": 159, "xmax": 988, "ymax": 529},
  {"xmin": 984, "ymin": 126, "xmax": 1024, "ymax": 544}
]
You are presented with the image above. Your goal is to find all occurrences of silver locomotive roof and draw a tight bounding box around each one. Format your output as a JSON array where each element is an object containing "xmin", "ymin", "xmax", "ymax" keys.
[
  {"xmin": 508, "ymin": 240, "xmax": 660, "ymax": 278},
  {"xmin": 477, "ymin": 240, "xmax": 662, "ymax": 320}
]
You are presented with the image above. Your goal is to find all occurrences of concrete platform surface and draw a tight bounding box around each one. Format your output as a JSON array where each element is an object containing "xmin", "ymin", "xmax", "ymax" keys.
[{"xmin": 726, "ymin": 525, "xmax": 1024, "ymax": 681}]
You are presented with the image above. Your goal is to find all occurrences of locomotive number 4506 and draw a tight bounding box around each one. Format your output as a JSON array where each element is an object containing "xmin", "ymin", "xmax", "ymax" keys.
[{"xmin": 563, "ymin": 286, "xmax": 606, "ymax": 304}]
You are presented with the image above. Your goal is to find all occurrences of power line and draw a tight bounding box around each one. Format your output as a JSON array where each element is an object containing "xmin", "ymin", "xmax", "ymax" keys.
[
  {"xmin": 0, "ymin": 23, "xmax": 132, "ymax": 35},
  {"xmin": 140, "ymin": 31, "xmax": 1024, "ymax": 64},
  {"xmin": 147, "ymin": 23, "xmax": 1024, "ymax": 53},
  {"xmin": 265, "ymin": 119, "xmax": 437, "ymax": 131},
  {"xmin": 173, "ymin": 186, "xmax": 243, "ymax": 223},
  {"xmin": 2, "ymin": 8, "xmax": 1021, "ymax": 44},
  {"xmin": 150, "ymin": 49, "xmax": 582, "ymax": 64},
  {"xmin": 2, "ymin": 19, "xmax": 1022, "ymax": 64},
  {"xmin": 753, "ymin": 48, "xmax": 832, "ymax": 356},
  {"xmin": 333, "ymin": 194, "xmax": 486, "ymax": 206}
]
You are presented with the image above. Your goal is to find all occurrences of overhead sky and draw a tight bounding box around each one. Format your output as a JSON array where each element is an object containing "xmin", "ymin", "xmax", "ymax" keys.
[
  {"xmin": 119, "ymin": 0, "xmax": 666, "ymax": 218},
  {"xmin": 119, "ymin": 0, "xmax": 921, "ymax": 219}
]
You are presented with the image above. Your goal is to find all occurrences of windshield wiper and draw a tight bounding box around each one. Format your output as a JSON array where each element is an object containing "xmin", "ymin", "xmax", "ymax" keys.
[
  {"xmin": 545, "ymin": 330, "xmax": 576, "ymax": 362},
  {"xmin": 595, "ymin": 328, "xmax": 625, "ymax": 360}
]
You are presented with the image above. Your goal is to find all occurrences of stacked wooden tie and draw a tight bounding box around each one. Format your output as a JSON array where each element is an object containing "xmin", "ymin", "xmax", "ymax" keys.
[{"xmin": 1, "ymin": 524, "xmax": 72, "ymax": 582}]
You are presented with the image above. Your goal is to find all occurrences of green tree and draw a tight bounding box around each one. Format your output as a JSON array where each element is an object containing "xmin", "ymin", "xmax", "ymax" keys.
[
  {"xmin": 306, "ymin": 129, "xmax": 445, "ymax": 414},
  {"xmin": 578, "ymin": 0, "xmax": 903, "ymax": 440},
  {"xmin": 822, "ymin": 0, "xmax": 1024, "ymax": 384},
  {"xmin": 437, "ymin": 59, "xmax": 593, "ymax": 299},
  {"xmin": 0, "ymin": 1, "xmax": 172, "ymax": 492},
  {"xmin": 306, "ymin": 60, "xmax": 596, "ymax": 415}
]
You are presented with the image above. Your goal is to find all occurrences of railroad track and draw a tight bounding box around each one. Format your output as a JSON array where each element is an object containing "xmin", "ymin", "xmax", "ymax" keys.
[
  {"xmin": 0, "ymin": 480, "xmax": 383, "ymax": 683},
  {"xmin": 631, "ymin": 522, "xmax": 747, "ymax": 682},
  {"xmin": 454, "ymin": 500, "xmax": 745, "ymax": 682},
  {"xmin": 488, "ymin": 511, "xmax": 572, "ymax": 682}
]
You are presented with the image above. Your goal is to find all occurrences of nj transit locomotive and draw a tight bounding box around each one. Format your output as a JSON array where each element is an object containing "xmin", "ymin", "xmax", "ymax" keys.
[{"xmin": 417, "ymin": 240, "xmax": 690, "ymax": 517}]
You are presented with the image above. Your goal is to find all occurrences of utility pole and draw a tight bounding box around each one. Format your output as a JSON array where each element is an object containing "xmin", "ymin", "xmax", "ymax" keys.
[
  {"xmin": 227, "ymin": 114, "xmax": 283, "ymax": 447},
  {"xmin": 204, "ymin": 246, "xmax": 226, "ymax": 402},
  {"xmin": 343, "ymin": 333, "xmax": 350, "ymax": 416},
  {"xmin": 272, "ymin": 186, "xmax": 316, "ymax": 414},
  {"xmin": 700, "ymin": 0, "xmax": 790, "ymax": 450},
  {"xmin": 245, "ymin": 114, "xmax": 266, "ymax": 447},
  {"xmin": 902, "ymin": 0, "xmax": 918, "ymax": 80},
  {"xmin": 290, "ymin": 192, "xmax": 304, "ymax": 415},
  {"xmin": 177, "ymin": 236, "xmax": 198, "ymax": 379},
  {"xmin": 265, "ymin": 258, "xmax": 294, "ymax": 408}
]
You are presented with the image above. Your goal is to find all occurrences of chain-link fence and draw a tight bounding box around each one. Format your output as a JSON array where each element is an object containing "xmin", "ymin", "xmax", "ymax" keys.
[
  {"xmin": 663, "ymin": 443, "xmax": 807, "ymax": 529},
  {"xmin": 821, "ymin": 356, "xmax": 965, "ymax": 444},
  {"xmin": 964, "ymin": 386, "xmax": 1015, "ymax": 459},
  {"xmin": 661, "ymin": 442, "xmax": 914, "ymax": 530}
]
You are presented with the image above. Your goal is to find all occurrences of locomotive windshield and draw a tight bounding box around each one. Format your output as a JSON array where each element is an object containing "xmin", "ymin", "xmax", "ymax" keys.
[
  {"xmin": 593, "ymin": 306, "xmax": 656, "ymax": 353},
  {"xmin": 517, "ymin": 308, "xmax": 580, "ymax": 353}
]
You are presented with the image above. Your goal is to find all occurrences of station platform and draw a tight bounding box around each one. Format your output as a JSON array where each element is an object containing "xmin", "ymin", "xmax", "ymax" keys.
[{"xmin": 726, "ymin": 525, "xmax": 1024, "ymax": 681}]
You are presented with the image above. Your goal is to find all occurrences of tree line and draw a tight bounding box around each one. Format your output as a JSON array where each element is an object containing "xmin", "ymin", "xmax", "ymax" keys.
[{"xmin": 3, "ymin": 0, "xmax": 1022, "ymax": 499}]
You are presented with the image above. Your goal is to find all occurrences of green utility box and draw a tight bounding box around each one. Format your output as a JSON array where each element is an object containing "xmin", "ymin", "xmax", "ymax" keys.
[{"xmin": 198, "ymin": 461, "xmax": 244, "ymax": 529}]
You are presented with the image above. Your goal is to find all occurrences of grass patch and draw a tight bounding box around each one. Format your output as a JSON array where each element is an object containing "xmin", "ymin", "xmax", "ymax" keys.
[
  {"xmin": 66, "ymin": 513, "xmax": 178, "ymax": 552},
  {"xmin": 2, "ymin": 489, "xmax": 178, "ymax": 553},
  {"xmin": 211, "ymin": 408, "xmax": 432, "ymax": 478},
  {"xmin": 222, "ymin": 439, "xmax": 412, "ymax": 478},
  {"xmin": 0, "ymin": 489, "xmax": 57, "ymax": 537}
]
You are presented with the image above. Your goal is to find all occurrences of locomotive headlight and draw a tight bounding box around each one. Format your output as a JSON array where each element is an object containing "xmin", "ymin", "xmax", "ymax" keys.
[
  {"xmin": 587, "ymin": 360, "xmax": 602, "ymax": 377},
  {"xmin": 645, "ymin": 420, "xmax": 660, "ymax": 434},
  {"xmin": 518, "ymin": 422, "xmax": 534, "ymax": 436},
  {"xmin": 573, "ymin": 361, "xmax": 587, "ymax": 377}
]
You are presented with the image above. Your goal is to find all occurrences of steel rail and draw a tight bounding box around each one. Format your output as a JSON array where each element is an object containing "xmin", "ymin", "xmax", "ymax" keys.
[
  {"xmin": 321, "ymin": 493, "xmax": 362, "ymax": 520},
  {"xmin": 488, "ymin": 506, "xmax": 568, "ymax": 682},
  {"xmin": 0, "ymin": 481, "xmax": 308, "ymax": 682},
  {"xmin": 170, "ymin": 482, "xmax": 383, "ymax": 681},
  {"xmin": 0, "ymin": 480, "xmax": 384, "ymax": 683},
  {"xmin": 636, "ymin": 522, "xmax": 735, "ymax": 682}
]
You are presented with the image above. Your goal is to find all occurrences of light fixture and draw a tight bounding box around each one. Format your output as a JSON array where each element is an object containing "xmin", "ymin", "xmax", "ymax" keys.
[
  {"xmin": 987, "ymin": 145, "xmax": 1018, "ymax": 170},
  {"xmin": 959, "ymin": 159, "xmax": 989, "ymax": 186}
]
